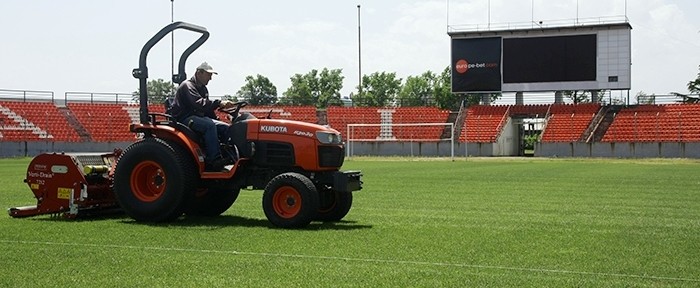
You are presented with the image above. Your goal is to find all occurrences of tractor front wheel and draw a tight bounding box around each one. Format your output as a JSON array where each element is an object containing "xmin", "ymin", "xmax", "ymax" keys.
[
  {"xmin": 262, "ymin": 173, "xmax": 319, "ymax": 228},
  {"xmin": 315, "ymin": 189, "xmax": 353, "ymax": 222}
]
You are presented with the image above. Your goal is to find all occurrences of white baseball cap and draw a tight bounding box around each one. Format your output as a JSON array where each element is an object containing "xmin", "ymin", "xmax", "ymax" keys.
[{"xmin": 196, "ymin": 62, "xmax": 218, "ymax": 74}]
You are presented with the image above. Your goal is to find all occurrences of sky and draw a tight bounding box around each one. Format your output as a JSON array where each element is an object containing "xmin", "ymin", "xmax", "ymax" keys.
[{"xmin": 1, "ymin": 0, "xmax": 699, "ymax": 103}]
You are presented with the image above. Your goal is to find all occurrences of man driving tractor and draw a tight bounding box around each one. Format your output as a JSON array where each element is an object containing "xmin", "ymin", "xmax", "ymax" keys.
[{"xmin": 169, "ymin": 62, "xmax": 235, "ymax": 171}]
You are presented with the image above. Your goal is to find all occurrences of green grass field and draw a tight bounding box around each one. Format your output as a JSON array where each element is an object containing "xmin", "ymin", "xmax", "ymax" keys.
[{"xmin": 1, "ymin": 157, "xmax": 699, "ymax": 287}]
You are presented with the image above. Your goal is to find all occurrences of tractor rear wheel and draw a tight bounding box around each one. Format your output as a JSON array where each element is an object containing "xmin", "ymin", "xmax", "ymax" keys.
[
  {"xmin": 262, "ymin": 173, "xmax": 319, "ymax": 228},
  {"xmin": 315, "ymin": 189, "xmax": 353, "ymax": 222},
  {"xmin": 113, "ymin": 138, "xmax": 197, "ymax": 222},
  {"xmin": 187, "ymin": 187, "xmax": 240, "ymax": 217}
]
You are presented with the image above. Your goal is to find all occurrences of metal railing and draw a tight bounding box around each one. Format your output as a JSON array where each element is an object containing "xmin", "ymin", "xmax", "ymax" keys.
[
  {"xmin": 0, "ymin": 89, "xmax": 54, "ymax": 102},
  {"xmin": 64, "ymin": 92, "xmax": 133, "ymax": 104},
  {"xmin": 448, "ymin": 15, "xmax": 629, "ymax": 33}
]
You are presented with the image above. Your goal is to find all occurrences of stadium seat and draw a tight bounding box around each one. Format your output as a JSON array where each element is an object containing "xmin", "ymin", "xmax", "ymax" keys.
[
  {"xmin": 602, "ymin": 104, "xmax": 700, "ymax": 142},
  {"xmin": 0, "ymin": 101, "xmax": 80, "ymax": 141}
]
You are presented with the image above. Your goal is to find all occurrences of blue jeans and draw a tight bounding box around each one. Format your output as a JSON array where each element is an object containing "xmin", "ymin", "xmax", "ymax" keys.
[{"xmin": 182, "ymin": 115, "xmax": 230, "ymax": 161}]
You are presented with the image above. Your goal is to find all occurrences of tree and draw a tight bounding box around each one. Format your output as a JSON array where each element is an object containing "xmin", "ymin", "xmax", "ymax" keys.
[
  {"xmin": 688, "ymin": 65, "xmax": 700, "ymax": 94},
  {"xmin": 462, "ymin": 93, "xmax": 501, "ymax": 106},
  {"xmin": 398, "ymin": 71, "xmax": 436, "ymax": 107},
  {"xmin": 434, "ymin": 66, "xmax": 460, "ymax": 110},
  {"xmin": 132, "ymin": 78, "xmax": 176, "ymax": 103},
  {"xmin": 222, "ymin": 94, "xmax": 238, "ymax": 102},
  {"xmin": 397, "ymin": 67, "xmax": 500, "ymax": 109},
  {"xmin": 235, "ymin": 74, "xmax": 277, "ymax": 105},
  {"xmin": 281, "ymin": 68, "xmax": 344, "ymax": 108},
  {"xmin": 636, "ymin": 91, "xmax": 656, "ymax": 104},
  {"xmin": 563, "ymin": 91, "xmax": 591, "ymax": 104},
  {"xmin": 562, "ymin": 90, "xmax": 609, "ymax": 104},
  {"xmin": 353, "ymin": 72, "xmax": 401, "ymax": 107}
]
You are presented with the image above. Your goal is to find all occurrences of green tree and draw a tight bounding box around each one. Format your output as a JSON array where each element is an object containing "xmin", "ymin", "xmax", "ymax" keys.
[
  {"xmin": 222, "ymin": 94, "xmax": 238, "ymax": 102},
  {"xmin": 564, "ymin": 90, "xmax": 611, "ymax": 104},
  {"xmin": 132, "ymin": 78, "xmax": 176, "ymax": 103},
  {"xmin": 688, "ymin": 65, "xmax": 700, "ymax": 94},
  {"xmin": 434, "ymin": 66, "xmax": 460, "ymax": 110},
  {"xmin": 636, "ymin": 91, "xmax": 656, "ymax": 104},
  {"xmin": 398, "ymin": 71, "xmax": 436, "ymax": 107},
  {"xmin": 235, "ymin": 74, "xmax": 277, "ymax": 105},
  {"xmin": 353, "ymin": 72, "xmax": 402, "ymax": 107},
  {"xmin": 461, "ymin": 93, "xmax": 501, "ymax": 106},
  {"xmin": 281, "ymin": 68, "xmax": 344, "ymax": 108},
  {"xmin": 563, "ymin": 91, "xmax": 591, "ymax": 104},
  {"xmin": 396, "ymin": 68, "xmax": 500, "ymax": 109}
]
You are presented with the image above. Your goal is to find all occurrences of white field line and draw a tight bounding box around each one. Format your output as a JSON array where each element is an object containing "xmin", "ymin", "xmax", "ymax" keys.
[{"xmin": 1, "ymin": 239, "xmax": 698, "ymax": 283}]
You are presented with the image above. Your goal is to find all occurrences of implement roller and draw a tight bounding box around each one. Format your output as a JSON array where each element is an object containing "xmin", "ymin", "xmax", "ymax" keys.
[{"xmin": 8, "ymin": 151, "xmax": 121, "ymax": 218}]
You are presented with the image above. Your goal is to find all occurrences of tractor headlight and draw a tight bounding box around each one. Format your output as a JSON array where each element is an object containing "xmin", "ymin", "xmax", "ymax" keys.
[{"xmin": 316, "ymin": 131, "xmax": 342, "ymax": 144}]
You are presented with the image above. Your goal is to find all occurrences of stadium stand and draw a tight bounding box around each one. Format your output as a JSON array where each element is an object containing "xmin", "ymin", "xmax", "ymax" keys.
[
  {"xmin": 66, "ymin": 103, "xmax": 137, "ymax": 142},
  {"xmin": 391, "ymin": 107, "xmax": 452, "ymax": 141},
  {"xmin": 0, "ymin": 101, "xmax": 80, "ymax": 141},
  {"xmin": 325, "ymin": 106, "xmax": 451, "ymax": 141},
  {"xmin": 239, "ymin": 106, "xmax": 317, "ymax": 124},
  {"xmin": 602, "ymin": 104, "xmax": 700, "ymax": 142},
  {"xmin": 459, "ymin": 105, "xmax": 510, "ymax": 143},
  {"xmin": 5, "ymin": 94, "xmax": 700, "ymax": 147},
  {"xmin": 509, "ymin": 104, "xmax": 550, "ymax": 117},
  {"xmin": 326, "ymin": 107, "xmax": 382, "ymax": 140},
  {"xmin": 540, "ymin": 103, "xmax": 601, "ymax": 142}
]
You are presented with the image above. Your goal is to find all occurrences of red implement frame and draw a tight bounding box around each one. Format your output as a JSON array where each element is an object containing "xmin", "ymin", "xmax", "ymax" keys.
[{"xmin": 8, "ymin": 151, "xmax": 120, "ymax": 218}]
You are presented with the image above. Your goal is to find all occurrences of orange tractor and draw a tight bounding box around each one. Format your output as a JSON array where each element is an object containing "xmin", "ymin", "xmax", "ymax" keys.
[{"xmin": 9, "ymin": 22, "xmax": 362, "ymax": 228}]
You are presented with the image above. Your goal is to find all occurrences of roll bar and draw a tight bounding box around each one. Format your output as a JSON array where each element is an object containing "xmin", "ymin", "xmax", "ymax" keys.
[{"xmin": 132, "ymin": 21, "xmax": 209, "ymax": 124}]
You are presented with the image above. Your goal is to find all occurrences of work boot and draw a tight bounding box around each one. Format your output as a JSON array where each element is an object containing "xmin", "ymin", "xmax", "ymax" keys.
[{"xmin": 205, "ymin": 156, "xmax": 229, "ymax": 172}]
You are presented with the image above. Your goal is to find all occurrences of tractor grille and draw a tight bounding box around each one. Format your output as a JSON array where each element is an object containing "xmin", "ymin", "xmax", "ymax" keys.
[
  {"xmin": 260, "ymin": 142, "xmax": 294, "ymax": 166},
  {"xmin": 318, "ymin": 146, "xmax": 344, "ymax": 167}
]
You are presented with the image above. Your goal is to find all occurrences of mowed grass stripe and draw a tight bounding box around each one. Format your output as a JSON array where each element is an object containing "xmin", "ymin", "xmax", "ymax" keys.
[
  {"xmin": 2, "ymin": 239, "xmax": 699, "ymax": 284},
  {"xmin": 1, "ymin": 157, "xmax": 699, "ymax": 287}
]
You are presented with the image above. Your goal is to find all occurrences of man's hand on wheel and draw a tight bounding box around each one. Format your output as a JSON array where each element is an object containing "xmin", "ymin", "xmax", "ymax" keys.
[{"xmin": 219, "ymin": 100, "xmax": 236, "ymax": 109}]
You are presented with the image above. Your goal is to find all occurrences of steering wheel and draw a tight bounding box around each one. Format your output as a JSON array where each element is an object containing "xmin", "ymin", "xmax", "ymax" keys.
[{"xmin": 219, "ymin": 101, "xmax": 248, "ymax": 122}]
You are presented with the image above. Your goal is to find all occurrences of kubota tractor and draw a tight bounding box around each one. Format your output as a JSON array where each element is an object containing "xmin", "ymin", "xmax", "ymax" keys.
[{"xmin": 9, "ymin": 22, "xmax": 362, "ymax": 228}]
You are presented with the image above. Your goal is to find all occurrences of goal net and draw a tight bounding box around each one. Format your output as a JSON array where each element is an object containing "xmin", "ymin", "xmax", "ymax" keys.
[{"xmin": 345, "ymin": 122, "xmax": 455, "ymax": 159}]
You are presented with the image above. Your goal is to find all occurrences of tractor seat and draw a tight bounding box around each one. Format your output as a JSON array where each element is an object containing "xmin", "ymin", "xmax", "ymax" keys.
[{"xmin": 168, "ymin": 121, "xmax": 204, "ymax": 145}]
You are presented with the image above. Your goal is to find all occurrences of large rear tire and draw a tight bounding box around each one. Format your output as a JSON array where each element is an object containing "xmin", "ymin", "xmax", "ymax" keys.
[
  {"xmin": 113, "ymin": 138, "xmax": 197, "ymax": 222},
  {"xmin": 315, "ymin": 189, "xmax": 353, "ymax": 222},
  {"xmin": 262, "ymin": 173, "xmax": 319, "ymax": 228},
  {"xmin": 187, "ymin": 187, "xmax": 240, "ymax": 217}
]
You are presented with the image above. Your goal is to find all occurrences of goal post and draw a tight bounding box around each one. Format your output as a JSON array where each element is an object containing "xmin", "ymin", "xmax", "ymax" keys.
[{"xmin": 345, "ymin": 122, "xmax": 455, "ymax": 160}]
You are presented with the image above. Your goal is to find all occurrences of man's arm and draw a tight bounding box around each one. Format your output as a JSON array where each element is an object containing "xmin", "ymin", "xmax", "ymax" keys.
[
  {"xmin": 178, "ymin": 83, "xmax": 219, "ymax": 117},
  {"xmin": 189, "ymin": 85, "xmax": 220, "ymax": 115}
]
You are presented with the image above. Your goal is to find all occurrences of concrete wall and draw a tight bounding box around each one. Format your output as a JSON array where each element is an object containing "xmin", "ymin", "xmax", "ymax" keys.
[
  {"xmin": 0, "ymin": 141, "xmax": 132, "ymax": 158},
  {"xmin": 494, "ymin": 118, "xmax": 518, "ymax": 156},
  {"xmin": 3, "ymin": 140, "xmax": 700, "ymax": 159},
  {"xmin": 535, "ymin": 142, "xmax": 700, "ymax": 158},
  {"xmin": 347, "ymin": 141, "xmax": 458, "ymax": 157}
]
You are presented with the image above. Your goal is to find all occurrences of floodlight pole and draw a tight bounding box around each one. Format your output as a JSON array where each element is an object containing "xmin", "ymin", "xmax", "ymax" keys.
[
  {"xmin": 357, "ymin": 4, "xmax": 362, "ymax": 99},
  {"xmin": 171, "ymin": 0, "xmax": 175, "ymax": 80},
  {"xmin": 531, "ymin": 0, "xmax": 534, "ymax": 28}
]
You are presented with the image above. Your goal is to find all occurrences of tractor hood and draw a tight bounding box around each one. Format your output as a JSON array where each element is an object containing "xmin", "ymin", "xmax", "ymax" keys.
[
  {"xmin": 240, "ymin": 119, "xmax": 345, "ymax": 171},
  {"xmin": 247, "ymin": 119, "xmax": 342, "ymax": 145}
]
